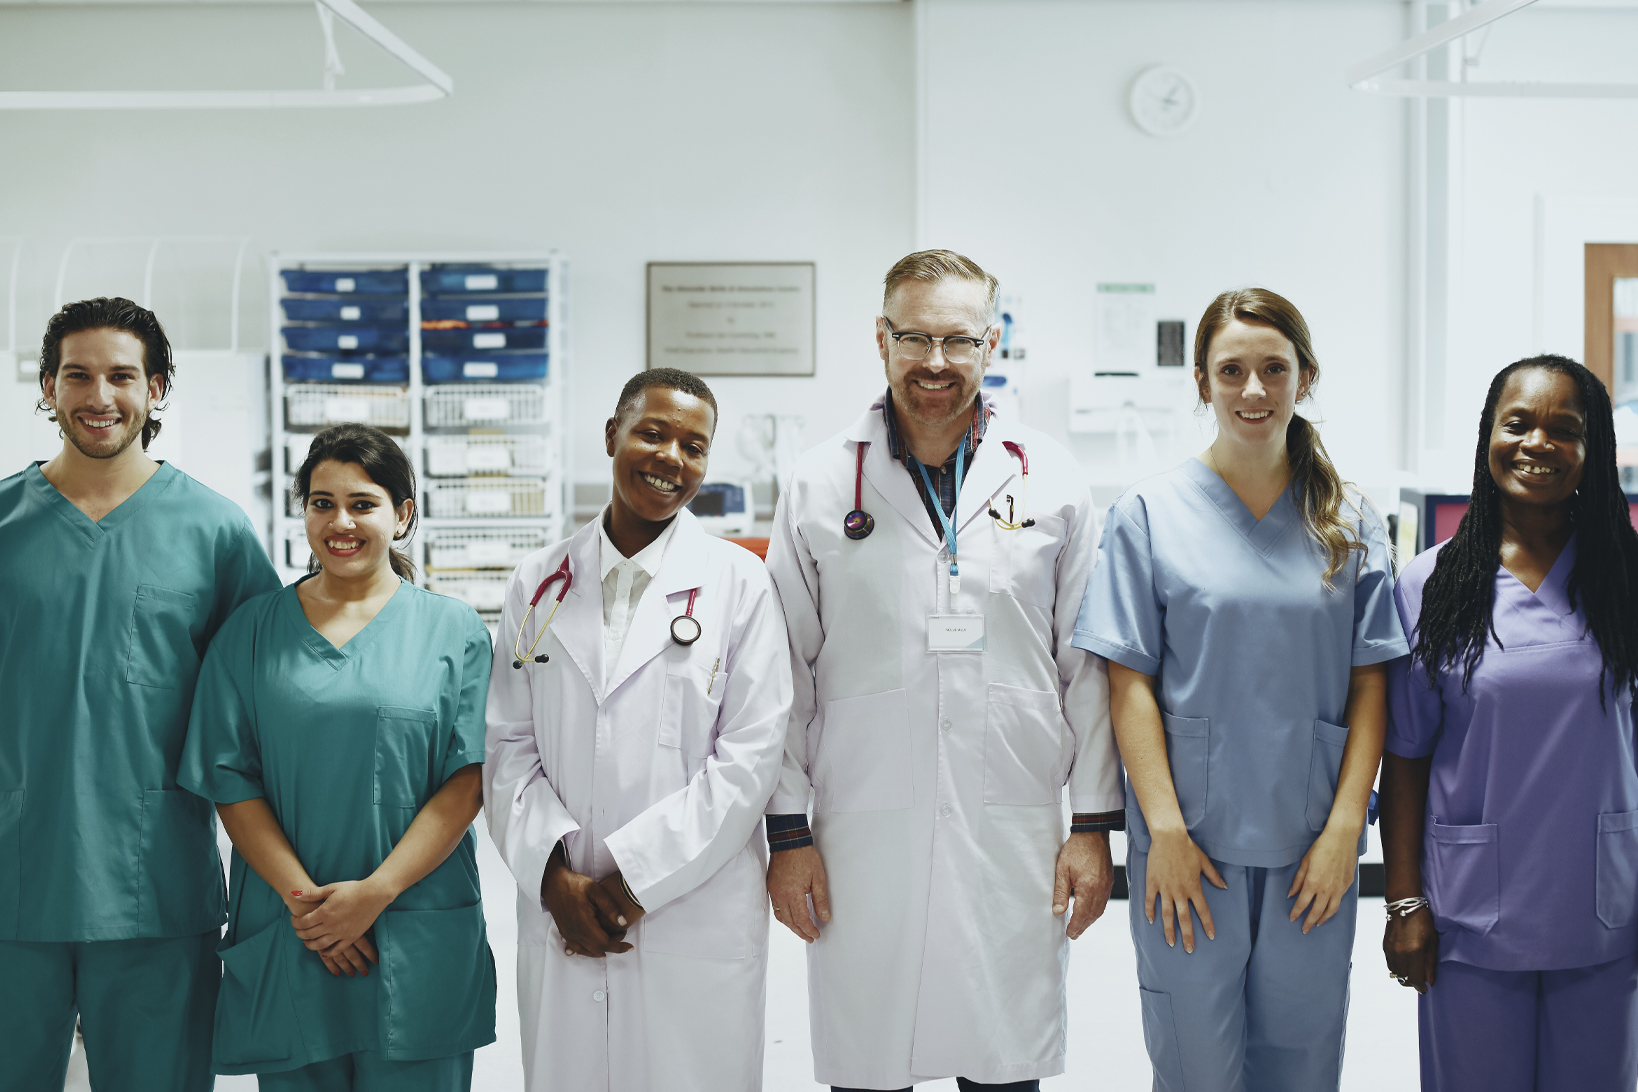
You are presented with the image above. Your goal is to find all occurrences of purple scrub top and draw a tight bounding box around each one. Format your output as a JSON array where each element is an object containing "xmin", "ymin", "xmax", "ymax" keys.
[{"xmin": 1387, "ymin": 535, "xmax": 1638, "ymax": 971}]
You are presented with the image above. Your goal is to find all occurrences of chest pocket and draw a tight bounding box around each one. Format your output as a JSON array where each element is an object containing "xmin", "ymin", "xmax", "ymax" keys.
[
  {"xmin": 126, "ymin": 584, "xmax": 199, "ymax": 689},
  {"xmin": 658, "ymin": 659, "xmax": 728, "ymax": 760},
  {"xmin": 988, "ymin": 514, "xmax": 1066, "ymax": 609},
  {"xmin": 374, "ymin": 706, "xmax": 440, "ymax": 808}
]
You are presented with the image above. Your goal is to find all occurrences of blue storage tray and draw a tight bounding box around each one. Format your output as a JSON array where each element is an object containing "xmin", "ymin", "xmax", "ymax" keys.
[
  {"xmin": 421, "ymin": 326, "xmax": 546, "ymax": 353},
  {"xmin": 282, "ymin": 298, "xmax": 407, "ymax": 323},
  {"xmin": 421, "ymin": 267, "xmax": 547, "ymax": 296},
  {"xmin": 284, "ymin": 325, "xmax": 409, "ymax": 354},
  {"xmin": 422, "ymin": 353, "xmax": 548, "ymax": 383},
  {"xmin": 420, "ymin": 297, "xmax": 547, "ymax": 323},
  {"xmin": 281, "ymin": 269, "xmax": 408, "ymax": 296},
  {"xmin": 283, "ymin": 354, "xmax": 409, "ymax": 383}
]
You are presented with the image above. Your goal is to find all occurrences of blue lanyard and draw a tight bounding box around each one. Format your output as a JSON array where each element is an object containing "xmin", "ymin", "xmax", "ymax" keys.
[{"xmin": 912, "ymin": 440, "xmax": 966, "ymax": 595}]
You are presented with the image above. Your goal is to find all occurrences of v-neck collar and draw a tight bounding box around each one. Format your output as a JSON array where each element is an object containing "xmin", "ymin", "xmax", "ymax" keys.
[
  {"xmin": 285, "ymin": 574, "xmax": 409, "ymax": 669},
  {"xmin": 26, "ymin": 460, "xmax": 177, "ymax": 542},
  {"xmin": 1498, "ymin": 532, "xmax": 1577, "ymax": 618},
  {"xmin": 1180, "ymin": 456, "xmax": 1298, "ymax": 554}
]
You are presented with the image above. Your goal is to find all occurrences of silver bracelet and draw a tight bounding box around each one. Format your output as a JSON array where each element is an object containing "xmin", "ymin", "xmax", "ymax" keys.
[{"xmin": 1385, "ymin": 896, "xmax": 1429, "ymax": 919}]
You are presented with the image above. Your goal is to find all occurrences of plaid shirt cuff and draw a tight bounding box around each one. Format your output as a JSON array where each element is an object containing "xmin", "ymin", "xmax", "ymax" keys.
[
  {"xmin": 766, "ymin": 814, "xmax": 814, "ymax": 852},
  {"xmin": 1071, "ymin": 810, "xmax": 1126, "ymax": 833}
]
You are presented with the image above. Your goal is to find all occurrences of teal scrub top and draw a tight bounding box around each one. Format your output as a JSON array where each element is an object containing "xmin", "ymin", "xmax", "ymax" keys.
[
  {"xmin": 177, "ymin": 578, "xmax": 496, "ymax": 1075},
  {"xmin": 0, "ymin": 461, "xmax": 280, "ymax": 942}
]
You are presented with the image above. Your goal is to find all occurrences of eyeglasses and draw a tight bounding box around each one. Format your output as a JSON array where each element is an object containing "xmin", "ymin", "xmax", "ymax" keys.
[{"xmin": 883, "ymin": 317, "xmax": 989, "ymax": 365}]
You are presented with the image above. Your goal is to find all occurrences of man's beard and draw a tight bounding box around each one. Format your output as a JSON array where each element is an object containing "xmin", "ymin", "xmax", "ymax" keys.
[
  {"xmin": 60, "ymin": 410, "xmax": 147, "ymax": 460},
  {"xmin": 889, "ymin": 371, "xmax": 980, "ymax": 430}
]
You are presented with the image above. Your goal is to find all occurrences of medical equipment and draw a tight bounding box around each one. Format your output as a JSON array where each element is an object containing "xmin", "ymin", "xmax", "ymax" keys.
[
  {"xmin": 688, "ymin": 480, "xmax": 755, "ymax": 537},
  {"xmin": 512, "ymin": 555, "xmax": 571, "ymax": 667},
  {"xmin": 844, "ymin": 437, "xmax": 1034, "ymax": 541},
  {"xmin": 843, "ymin": 443, "xmax": 874, "ymax": 540},
  {"xmin": 987, "ymin": 441, "xmax": 1035, "ymax": 530},
  {"xmin": 671, "ymin": 589, "xmax": 703, "ymax": 646}
]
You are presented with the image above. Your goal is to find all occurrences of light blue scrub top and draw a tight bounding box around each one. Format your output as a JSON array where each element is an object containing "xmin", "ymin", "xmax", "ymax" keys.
[
  {"xmin": 177, "ymin": 579, "xmax": 495, "ymax": 1075},
  {"xmin": 0, "ymin": 461, "xmax": 279, "ymax": 942},
  {"xmin": 1072, "ymin": 458, "xmax": 1408, "ymax": 867}
]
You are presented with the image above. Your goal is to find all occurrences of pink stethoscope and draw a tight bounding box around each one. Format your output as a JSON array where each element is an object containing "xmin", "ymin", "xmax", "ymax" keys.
[
  {"xmin": 512, "ymin": 555, "xmax": 703, "ymax": 669},
  {"xmin": 843, "ymin": 439, "xmax": 1034, "ymax": 540}
]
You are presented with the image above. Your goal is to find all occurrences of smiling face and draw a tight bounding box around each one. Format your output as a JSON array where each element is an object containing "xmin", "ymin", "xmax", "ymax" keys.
[
  {"xmin": 303, "ymin": 459, "xmax": 413, "ymax": 580},
  {"xmin": 878, "ymin": 277, "xmax": 998, "ymax": 430},
  {"xmin": 42, "ymin": 328, "xmax": 163, "ymax": 460},
  {"xmin": 1197, "ymin": 318, "xmax": 1310, "ymax": 452},
  {"xmin": 604, "ymin": 386, "xmax": 715, "ymax": 527},
  {"xmin": 1487, "ymin": 367, "xmax": 1586, "ymax": 513}
]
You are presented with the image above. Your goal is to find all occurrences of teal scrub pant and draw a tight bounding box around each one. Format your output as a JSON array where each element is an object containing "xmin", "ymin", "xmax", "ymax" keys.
[
  {"xmin": 0, "ymin": 930, "xmax": 218, "ymax": 1092},
  {"xmin": 258, "ymin": 1051, "xmax": 474, "ymax": 1091}
]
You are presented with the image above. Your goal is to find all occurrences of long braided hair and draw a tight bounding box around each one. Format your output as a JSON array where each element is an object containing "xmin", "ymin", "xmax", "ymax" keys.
[{"xmin": 1412, "ymin": 355, "xmax": 1638, "ymax": 702}]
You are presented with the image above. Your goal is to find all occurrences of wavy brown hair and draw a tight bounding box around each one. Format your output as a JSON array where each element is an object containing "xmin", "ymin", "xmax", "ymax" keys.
[{"xmin": 1194, "ymin": 287, "xmax": 1364, "ymax": 587}]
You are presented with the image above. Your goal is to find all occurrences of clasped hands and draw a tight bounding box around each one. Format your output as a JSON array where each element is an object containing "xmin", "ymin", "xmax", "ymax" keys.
[
  {"xmin": 541, "ymin": 849, "xmax": 646, "ymax": 958},
  {"xmin": 286, "ymin": 879, "xmax": 392, "ymax": 978}
]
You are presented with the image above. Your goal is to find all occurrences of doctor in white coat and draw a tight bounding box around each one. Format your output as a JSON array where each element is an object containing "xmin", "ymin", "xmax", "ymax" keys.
[
  {"xmin": 485, "ymin": 368, "xmax": 793, "ymax": 1092},
  {"xmin": 764, "ymin": 251, "xmax": 1126, "ymax": 1091}
]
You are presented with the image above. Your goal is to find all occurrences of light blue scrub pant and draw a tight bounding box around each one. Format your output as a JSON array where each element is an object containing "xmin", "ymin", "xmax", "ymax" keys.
[
  {"xmin": 258, "ymin": 1051, "xmax": 474, "ymax": 1091},
  {"xmin": 0, "ymin": 930, "xmax": 218, "ymax": 1092},
  {"xmin": 1127, "ymin": 849, "xmax": 1357, "ymax": 1092}
]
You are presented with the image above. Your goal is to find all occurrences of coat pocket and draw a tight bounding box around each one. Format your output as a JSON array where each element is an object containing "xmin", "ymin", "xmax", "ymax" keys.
[
  {"xmin": 1161, "ymin": 713, "xmax": 1209, "ymax": 830},
  {"xmin": 1427, "ymin": 820, "xmax": 1500, "ymax": 936},
  {"xmin": 214, "ymin": 919, "xmax": 299, "ymax": 1069},
  {"xmin": 813, "ymin": 689, "xmax": 911, "ymax": 813},
  {"xmin": 983, "ymin": 683, "xmax": 1066, "ymax": 805},
  {"xmin": 0, "ymin": 790, "xmax": 19, "ymax": 936},
  {"xmin": 374, "ymin": 706, "xmax": 440, "ymax": 808},
  {"xmin": 138, "ymin": 789, "xmax": 223, "ymax": 934},
  {"xmin": 640, "ymin": 844, "xmax": 765, "ymax": 960},
  {"xmin": 1137, "ymin": 988, "xmax": 1187, "ymax": 1092},
  {"xmin": 126, "ymin": 584, "xmax": 199, "ymax": 690},
  {"xmin": 1305, "ymin": 719, "xmax": 1351, "ymax": 832},
  {"xmin": 658, "ymin": 661, "xmax": 728, "ymax": 758},
  {"xmin": 1596, "ymin": 810, "xmax": 1638, "ymax": 929},
  {"xmin": 377, "ymin": 902, "xmax": 497, "ymax": 1059},
  {"xmin": 988, "ymin": 514, "xmax": 1067, "ymax": 609}
]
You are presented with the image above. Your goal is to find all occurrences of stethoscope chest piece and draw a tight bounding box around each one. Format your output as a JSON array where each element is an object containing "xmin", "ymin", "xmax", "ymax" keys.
[
  {"xmin": 670, "ymin": 613, "xmax": 703, "ymax": 646},
  {"xmin": 843, "ymin": 510, "xmax": 874, "ymax": 540}
]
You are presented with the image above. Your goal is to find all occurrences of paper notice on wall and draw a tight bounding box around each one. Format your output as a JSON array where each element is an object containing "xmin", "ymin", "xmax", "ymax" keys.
[
  {"xmin": 465, "ymin": 491, "xmax": 512, "ymax": 515},
  {"xmin": 463, "ymin": 398, "xmax": 509, "ymax": 421},
  {"xmin": 648, "ymin": 262, "xmax": 815, "ymax": 376},
  {"xmin": 1094, "ymin": 284, "xmax": 1156, "ymax": 373}
]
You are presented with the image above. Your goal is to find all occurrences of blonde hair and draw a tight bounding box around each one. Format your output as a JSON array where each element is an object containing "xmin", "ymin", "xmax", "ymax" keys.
[
  {"xmin": 882, "ymin": 250, "xmax": 999, "ymax": 324},
  {"xmin": 1194, "ymin": 287, "xmax": 1364, "ymax": 587}
]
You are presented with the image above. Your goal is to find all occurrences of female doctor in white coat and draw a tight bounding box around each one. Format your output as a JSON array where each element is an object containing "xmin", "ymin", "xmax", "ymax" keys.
[{"xmin": 484, "ymin": 369, "xmax": 793, "ymax": 1092}]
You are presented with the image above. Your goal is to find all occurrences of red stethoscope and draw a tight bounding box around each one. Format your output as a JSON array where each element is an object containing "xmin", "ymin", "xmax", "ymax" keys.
[
  {"xmin": 512, "ymin": 554, "xmax": 703, "ymax": 669},
  {"xmin": 844, "ymin": 438, "xmax": 1034, "ymax": 540}
]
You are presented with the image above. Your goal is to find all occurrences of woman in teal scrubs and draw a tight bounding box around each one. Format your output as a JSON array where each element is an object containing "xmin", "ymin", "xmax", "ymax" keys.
[{"xmin": 179, "ymin": 423, "xmax": 495, "ymax": 1091}]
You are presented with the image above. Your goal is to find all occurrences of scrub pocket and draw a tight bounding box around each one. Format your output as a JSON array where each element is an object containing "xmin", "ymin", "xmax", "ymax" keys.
[
  {"xmin": 1596, "ymin": 810, "xmax": 1638, "ymax": 929},
  {"xmin": 214, "ymin": 919, "xmax": 299, "ymax": 1069},
  {"xmin": 1305, "ymin": 719, "xmax": 1351, "ymax": 832},
  {"xmin": 138, "ymin": 789, "xmax": 223, "ymax": 934},
  {"xmin": 374, "ymin": 707, "xmax": 440, "ymax": 808},
  {"xmin": 983, "ymin": 683, "xmax": 1067, "ymax": 805},
  {"xmin": 641, "ymin": 845, "xmax": 765, "ymax": 960},
  {"xmin": 1137, "ymin": 987, "xmax": 1187, "ymax": 1092},
  {"xmin": 0, "ymin": 789, "xmax": 19, "ymax": 936},
  {"xmin": 1426, "ymin": 819, "xmax": 1500, "ymax": 935},
  {"xmin": 813, "ymin": 689, "xmax": 911, "ymax": 813},
  {"xmin": 658, "ymin": 659, "xmax": 727, "ymax": 761},
  {"xmin": 377, "ymin": 902, "xmax": 496, "ymax": 1059},
  {"xmin": 1161, "ymin": 713, "xmax": 1209, "ymax": 829},
  {"xmin": 126, "ymin": 584, "xmax": 198, "ymax": 690},
  {"xmin": 988, "ymin": 514, "xmax": 1067, "ymax": 609}
]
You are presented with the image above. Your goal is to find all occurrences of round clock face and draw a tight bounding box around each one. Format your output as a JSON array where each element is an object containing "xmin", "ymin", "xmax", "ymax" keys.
[{"xmin": 1128, "ymin": 66, "xmax": 1198, "ymax": 137}]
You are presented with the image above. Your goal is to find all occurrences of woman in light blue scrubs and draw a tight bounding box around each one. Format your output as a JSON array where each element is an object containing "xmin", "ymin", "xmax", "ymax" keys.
[
  {"xmin": 179, "ymin": 423, "xmax": 495, "ymax": 1091},
  {"xmin": 1072, "ymin": 288, "xmax": 1408, "ymax": 1092}
]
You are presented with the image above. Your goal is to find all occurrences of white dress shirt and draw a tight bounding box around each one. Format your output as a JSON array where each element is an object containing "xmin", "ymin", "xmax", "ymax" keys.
[{"xmin": 597, "ymin": 509, "xmax": 678, "ymax": 685}]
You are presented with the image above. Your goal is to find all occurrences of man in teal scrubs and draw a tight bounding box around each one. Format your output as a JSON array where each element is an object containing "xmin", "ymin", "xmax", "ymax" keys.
[{"xmin": 0, "ymin": 297, "xmax": 281, "ymax": 1092}]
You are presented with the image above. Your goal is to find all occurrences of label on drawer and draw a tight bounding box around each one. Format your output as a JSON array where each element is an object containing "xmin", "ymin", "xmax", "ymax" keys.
[
  {"xmin": 465, "ymin": 305, "xmax": 500, "ymax": 321},
  {"xmin": 336, "ymin": 334, "xmax": 359, "ymax": 350},
  {"xmin": 466, "ymin": 541, "xmax": 512, "ymax": 566},
  {"xmin": 465, "ymin": 274, "xmax": 499, "ymax": 291},
  {"xmin": 330, "ymin": 362, "xmax": 366, "ymax": 380},
  {"xmin": 465, "ymin": 491, "xmax": 512, "ymax": 515},
  {"xmin": 465, "ymin": 446, "xmax": 512, "ymax": 472},
  {"xmin": 335, "ymin": 277, "xmax": 356, "ymax": 293},
  {"xmin": 463, "ymin": 398, "xmax": 509, "ymax": 421},
  {"xmin": 471, "ymin": 332, "xmax": 507, "ymax": 350},
  {"xmin": 339, "ymin": 306, "xmax": 361, "ymax": 321},
  {"xmin": 324, "ymin": 398, "xmax": 370, "ymax": 423},
  {"xmin": 462, "ymin": 361, "xmax": 500, "ymax": 379}
]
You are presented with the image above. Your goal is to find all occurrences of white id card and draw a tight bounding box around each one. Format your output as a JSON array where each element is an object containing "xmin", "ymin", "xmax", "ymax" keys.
[{"xmin": 927, "ymin": 613, "xmax": 985, "ymax": 653}]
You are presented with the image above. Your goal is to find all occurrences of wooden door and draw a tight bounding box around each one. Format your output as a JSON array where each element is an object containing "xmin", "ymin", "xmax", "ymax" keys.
[{"xmin": 1585, "ymin": 243, "xmax": 1638, "ymax": 392}]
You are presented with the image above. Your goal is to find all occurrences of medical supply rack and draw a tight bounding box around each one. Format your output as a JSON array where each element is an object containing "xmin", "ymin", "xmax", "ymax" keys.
[{"xmin": 268, "ymin": 251, "xmax": 570, "ymax": 629}]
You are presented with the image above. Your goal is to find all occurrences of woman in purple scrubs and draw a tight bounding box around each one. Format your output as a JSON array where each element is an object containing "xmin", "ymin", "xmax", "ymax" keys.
[{"xmin": 1381, "ymin": 354, "xmax": 1638, "ymax": 1090}]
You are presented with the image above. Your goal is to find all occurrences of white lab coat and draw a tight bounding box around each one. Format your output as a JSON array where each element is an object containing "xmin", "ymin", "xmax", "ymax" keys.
[
  {"xmin": 766, "ymin": 401, "xmax": 1122, "ymax": 1088},
  {"xmin": 485, "ymin": 508, "xmax": 793, "ymax": 1092}
]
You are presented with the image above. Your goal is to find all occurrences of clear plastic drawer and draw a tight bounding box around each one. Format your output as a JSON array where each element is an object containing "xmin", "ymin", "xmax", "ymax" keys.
[
  {"xmin": 427, "ymin": 572, "xmax": 512, "ymax": 615},
  {"xmin": 424, "ymin": 527, "xmax": 552, "ymax": 570},
  {"xmin": 286, "ymin": 384, "xmax": 410, "ymax": 431},
  {"xmin": 425, "ymin": 478, "xmax": 549, "ymax": 519},
  {"xmin": 425, "ymin": 434, "xmax": 551, "ymax": 478},
  {"xmin": 424, "ymin": 385, "xmax": 545, "ymax": 428}
]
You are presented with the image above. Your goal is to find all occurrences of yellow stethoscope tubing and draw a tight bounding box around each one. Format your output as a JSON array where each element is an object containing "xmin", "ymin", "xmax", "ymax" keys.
[
  {"xmin": 987, "ymin": 439, "xmax": 1036, "ymax": 530},
  {"xmin": 513, "ymin": 555, "xmax": 572, "ymax": 668}
]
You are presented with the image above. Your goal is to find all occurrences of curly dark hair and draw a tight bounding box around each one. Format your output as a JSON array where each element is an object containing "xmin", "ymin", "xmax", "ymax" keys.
[
  {"xmin": 1411, "ymin": 354, "xmax": 1638, "ymax": 704},
  {"xmin": 37, "ymin": 297, "xmax": 176, "ymax": 449}
]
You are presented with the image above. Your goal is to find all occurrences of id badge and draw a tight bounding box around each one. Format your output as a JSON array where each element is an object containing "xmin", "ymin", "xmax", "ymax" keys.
[{"xmin": 927, "ymin": 613, "xmax": 986, "ymax": 653}]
